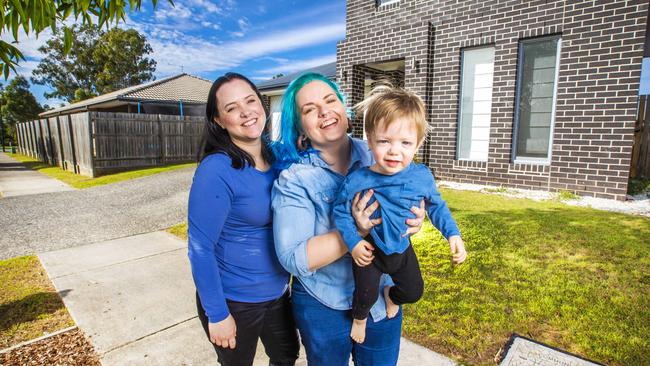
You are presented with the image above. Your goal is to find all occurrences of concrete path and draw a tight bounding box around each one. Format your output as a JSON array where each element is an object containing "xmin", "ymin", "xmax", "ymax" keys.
[
  {"xmin": 39, "ymin": 231, "xmax": 456, "ymax": 366},
  {"xmin": 0, "ymin": 152, "xmax": 73, "ymax": 197}
]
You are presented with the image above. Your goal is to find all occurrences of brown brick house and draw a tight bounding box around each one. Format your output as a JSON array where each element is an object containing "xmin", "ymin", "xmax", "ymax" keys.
[{"xmin": 337, "ymin": 0, "xmax": 648, "ymax": 200}]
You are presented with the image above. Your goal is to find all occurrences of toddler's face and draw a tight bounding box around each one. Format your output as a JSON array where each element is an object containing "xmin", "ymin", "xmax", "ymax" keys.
[{"xmin": 368, "ymin": 117, "xmax": 420, "ymax": 175}]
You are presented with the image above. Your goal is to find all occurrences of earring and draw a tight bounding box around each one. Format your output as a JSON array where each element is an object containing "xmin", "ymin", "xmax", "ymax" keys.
[{"xmin": 297, "ymin": 134, "xmax": 309, "ymax": 151}]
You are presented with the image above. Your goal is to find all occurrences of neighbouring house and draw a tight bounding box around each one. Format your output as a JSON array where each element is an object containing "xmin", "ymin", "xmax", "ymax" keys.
[
  {"xmin": 16, "ymin": 74, "xmax": 212, "ymax": 177},
  {"xmin": 258, "ymin": 62, "xmax": 336, "ymax": 140},
  {"xmin": 333, "ymin": 0, "xmax": 648, "ymax": 201},
  {"xmin": 39, "ymin": 73, "xmax": 211, "ymax": 118}
]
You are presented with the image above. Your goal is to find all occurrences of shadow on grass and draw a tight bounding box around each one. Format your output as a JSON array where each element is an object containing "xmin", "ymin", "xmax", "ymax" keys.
[{"xmin": 0, "ymin": 290, "xmax": 71, "ymax": 332}]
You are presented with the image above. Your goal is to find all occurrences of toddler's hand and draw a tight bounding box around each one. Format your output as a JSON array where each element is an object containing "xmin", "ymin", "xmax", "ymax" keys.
[
  {"xmin": 448, "ymin": 235, "xmax": 467, "ymax": 264},
  {"xmin": 351, "ymin": 240, "xmax": 375, "ymax": 267}
]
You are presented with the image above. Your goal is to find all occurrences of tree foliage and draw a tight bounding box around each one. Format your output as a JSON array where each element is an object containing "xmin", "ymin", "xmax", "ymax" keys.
[
  {"xmin": 1, "ymin": 75, "xmax": 43, "ymax": 141},
  {"xmin": 0, "ymin": 0, "xmax": 170, "ymax": 79},
  {"xmin": 31, "ymin": 24, "xmax": 156, "ymax": 103},
  {"xmin": 93, "ymin": 28, "xmax": 156, "ymax": 94}
]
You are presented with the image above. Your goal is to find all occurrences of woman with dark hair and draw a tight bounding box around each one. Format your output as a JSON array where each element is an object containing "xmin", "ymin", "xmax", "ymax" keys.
[{"xmin": 188, "ymin": 73, "xmax": 299, "ymax": 366}]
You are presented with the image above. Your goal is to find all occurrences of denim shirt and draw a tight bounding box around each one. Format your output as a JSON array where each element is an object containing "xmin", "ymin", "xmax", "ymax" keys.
[{"xmin": 271, "ymin": 137, "xmax": 393, "ymax": 321}]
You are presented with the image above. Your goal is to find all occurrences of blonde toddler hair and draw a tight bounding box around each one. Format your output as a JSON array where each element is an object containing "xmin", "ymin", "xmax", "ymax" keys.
[{"xmin": 355, "ymin": 84, "xmax": 429, "ymax": 146}]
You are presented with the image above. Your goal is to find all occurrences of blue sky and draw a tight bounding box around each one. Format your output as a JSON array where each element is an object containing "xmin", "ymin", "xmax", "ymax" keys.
[{"xmin": 4, "ymin": 0, "xmax": 346, "ymax": 106}]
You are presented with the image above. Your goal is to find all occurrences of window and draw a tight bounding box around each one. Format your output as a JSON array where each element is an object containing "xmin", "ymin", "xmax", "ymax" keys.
[
  {"xmin": 269, "ymin": 95, "xmax": 282, "ymax": 141},
  {"xmin": 457, "ymin": 46, "xmax": 495, "ymax": 161},
  {"xmin": 513, "ymin": 36, "xmax": 561, "ymax": 163},
  {"xmin": 377, "ymin": 0, "xmax": 399, "ymax": 7}
]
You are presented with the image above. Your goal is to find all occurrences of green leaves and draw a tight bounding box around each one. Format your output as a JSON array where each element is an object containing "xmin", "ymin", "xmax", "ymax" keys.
[
  {"xmin": 0, "ymin": 40, "xmax": 24, "ymax": 80},
  {"xmin": 0, "ymin": 0, "xmax": 172, "ymax": 79},
  {"xmin": 63, "ymin": 27, "xmax": 72, "ymax": 54}
]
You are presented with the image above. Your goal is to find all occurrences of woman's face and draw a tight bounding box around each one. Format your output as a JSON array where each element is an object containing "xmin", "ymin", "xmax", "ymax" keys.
[
  {"xmin": 295, "ymin": 80, "xmax": 348, "ymax": 149},
  {"xmin": 215, "ymin": 78, "xmax": 266, "ymax": 145}
]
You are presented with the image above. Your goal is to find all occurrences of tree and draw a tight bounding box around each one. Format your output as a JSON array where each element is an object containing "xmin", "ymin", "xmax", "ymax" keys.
[
  {"xmin": 1, "ymin": 76, "xmax": 43, "ymax": 142},
  {"xmin": 31, "ymin": 25, "xmax": 156, "ymax": 102},
  {"xmin": 31, "ymin": 24, "xmax": 102, "ymax": 102},
  {"xmin": 0, "ymin": 0, "xmax": 171, "ymax": 79},
  {"xmin": 93, "ymin": 28, "xmax": 156, "ymax": 94}
]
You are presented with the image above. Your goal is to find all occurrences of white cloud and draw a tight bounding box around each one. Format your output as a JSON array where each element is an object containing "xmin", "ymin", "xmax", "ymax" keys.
[
  {"xmin": 257, "ymin": 54, "xmax": 336, "ymax": 75},
  {"xmin": 155, "ymin": 2, "xmax": 192, "ymax": 20},
  {"xmin": 238, "ymin": 18, "xmax": 250, "ymax": 31},
  {"xmin": 229, "ymin": 31, "xmax": 245, "ymax": 38},
  {"xmin": 146, "ymin": 21, "xmax": 345, "ymax": 76},
  {"xmin": 201, "ymin": 21, "xmax": 221, "ymax": 30},
  {"xmin": 190, "ymin": 0, "xmax": 223, "ymax": 14}
]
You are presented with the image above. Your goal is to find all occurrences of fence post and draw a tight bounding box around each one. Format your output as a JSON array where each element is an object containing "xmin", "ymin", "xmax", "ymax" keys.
[
  {"xmin": 67, "ymin": 114, "xmax": 78, "ymax": 174},
  {"xmin": 157, "ymin": 114, "xmax": 165, "ymax": 165},
  {"xmin": 37, "ymin": 119, "xmax": 46, "ymax": 162},
  {"xmin": 45, "ymin": 118, "xmax": 56, "ymax": 165},
  {"xmin": 88, "ymin": 112, "xmax": 96, "ymax": 177},
  {"xmin": 55, "ymin": 116, "xmax": 66, "ymax": 169}
]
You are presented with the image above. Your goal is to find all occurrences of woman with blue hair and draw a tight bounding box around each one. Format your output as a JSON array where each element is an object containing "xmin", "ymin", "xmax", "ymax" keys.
[{"xmin": 271, "ymin": 73, "xmax": 425, "ymax": 365}]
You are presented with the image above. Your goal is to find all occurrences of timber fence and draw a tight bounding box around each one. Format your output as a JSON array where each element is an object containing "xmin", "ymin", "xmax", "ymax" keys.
[
  {"xmin": 16, "ymin": 112, "xmax": 204, "ymax": 177},
  {"xmin": 632, "ymin": 95, "xmax": 650, "ymax": 179}
]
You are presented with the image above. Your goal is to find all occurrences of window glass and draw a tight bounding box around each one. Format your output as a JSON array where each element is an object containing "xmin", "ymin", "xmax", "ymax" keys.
[
  {"xmin": 457, "ymin": 46, "xmax": 495, "ymax": 161},
  {"xmin": 514, "ymin": 36, "xmax": 560, "ymax": 161}
]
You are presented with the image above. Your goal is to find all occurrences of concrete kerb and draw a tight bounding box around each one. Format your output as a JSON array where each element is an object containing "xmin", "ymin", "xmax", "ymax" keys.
[{"xmin": 38, "ymin": 231, "xmax": 457, "ymax": 365}]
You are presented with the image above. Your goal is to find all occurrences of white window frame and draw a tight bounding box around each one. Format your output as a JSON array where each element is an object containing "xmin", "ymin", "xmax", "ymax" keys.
[
  {"xmin": 377, "ymin": 0, "xmax": 400, "ymax": 7},
  {"xmin": 456, "ymin": 45, "xmax": 495, "ymax": 162},
  {"xmin": 512, "ymin": 35, "xmax": 562, "ymax": 165}
]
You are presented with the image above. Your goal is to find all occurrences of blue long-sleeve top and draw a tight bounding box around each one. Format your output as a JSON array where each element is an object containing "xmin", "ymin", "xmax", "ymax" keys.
[
  {"xmin": 333, "ymin": 162, "xmax": 461, "ymax": 255},
  {"xmin": 188, "ymin": 153, "xmax": 289, "ymax": 323}
]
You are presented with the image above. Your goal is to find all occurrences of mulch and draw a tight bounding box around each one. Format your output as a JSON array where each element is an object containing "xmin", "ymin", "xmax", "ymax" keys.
[{"xmin": 0, "ymin": 328, "xmax": 100, "ymax": 366}]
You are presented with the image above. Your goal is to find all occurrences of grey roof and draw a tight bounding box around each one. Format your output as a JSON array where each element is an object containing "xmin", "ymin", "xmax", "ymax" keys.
[
  {"xmin": 257, "ymin": 62, "xmax": 336, "ymax": 92},
  {"xmin": 40, "ymin": 74, "xmax": 212, "ymax": 117}
]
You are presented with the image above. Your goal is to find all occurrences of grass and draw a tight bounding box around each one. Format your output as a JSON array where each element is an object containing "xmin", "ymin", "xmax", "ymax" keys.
[
  {"xmin": 406, "ymin": 189, "xmax": 650, "ymax": 365},
  {"xmin": 481, "ymin": 187, "xmax": 509, "ymax": 194},
  {"xmin": 0, "ymin": 256, "xmax": 74, "ymax": 349},
  {"xmin": 556, "ymin": 189, "xmax": 581, "ymax": 201},
  {"xmin": 6, "ymin": 152, "xmax": 196, "ymax": 189},
  {"xmin": 166, "ymin": 223, "xmax": 188, "ymax": 240}
]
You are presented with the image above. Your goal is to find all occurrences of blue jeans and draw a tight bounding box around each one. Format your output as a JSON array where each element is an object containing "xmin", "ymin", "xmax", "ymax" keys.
[{"xmin": 291, "ymin": 280, "xmax": 402, "ymax": 366}]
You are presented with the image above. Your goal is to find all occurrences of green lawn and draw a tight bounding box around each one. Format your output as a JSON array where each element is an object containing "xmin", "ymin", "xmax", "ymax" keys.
[
  {"xmin": 0, "ymin": 256, "xmax": 74, "ymax": 348},
  {"xmin": 6, "ymin": 153, "xmax": 196, "ymax": 189},
  {"xmin": 407, "ymin": 189, "xmax": 649, "ymax": 366},
  {"xmin": 166, "ymin": 189, "xmax": 650, "ymax": 365},
  {"xmin": 167, "ymin": 223, "xmax": 188, "ymax": 240}
]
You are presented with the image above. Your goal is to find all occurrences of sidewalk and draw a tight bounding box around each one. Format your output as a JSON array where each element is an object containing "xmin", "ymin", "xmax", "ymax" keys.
[
  {"xmin": 0, "ymin": 152, "xmax": 73, "ymax": 197},
  {"xmin": 38, "ymin": 231, "xmax": 456, "ymax": 365}
]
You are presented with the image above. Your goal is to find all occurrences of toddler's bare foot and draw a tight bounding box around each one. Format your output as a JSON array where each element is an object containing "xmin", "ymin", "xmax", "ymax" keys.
[
  {"xmin": 350, "ymin": 318, "xmax": 367, "ymax": 343},
  {"xmin": 384, "ymin": 286, "xmax": 399, "ymax": 319}
]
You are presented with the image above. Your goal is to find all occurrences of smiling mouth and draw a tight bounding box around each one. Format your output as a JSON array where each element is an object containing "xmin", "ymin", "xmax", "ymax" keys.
[
  {"xmin": 242, "ymin": 118, "xmax": 257, "ymax": 127},
  {"xmin": 320, "ymin": 118, "xmax": 337, "ymax": 129}
]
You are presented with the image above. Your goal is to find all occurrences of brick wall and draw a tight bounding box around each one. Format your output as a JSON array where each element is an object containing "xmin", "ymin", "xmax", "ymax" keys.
[{"xmin": 337, "ymin": 0, "xmax": 648, "ymax": 200}]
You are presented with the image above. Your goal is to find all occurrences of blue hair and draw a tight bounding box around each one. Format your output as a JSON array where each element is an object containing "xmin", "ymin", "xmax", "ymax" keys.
[{"xmin": 272, "ymin": 72, "xmax": 347, "ymax": 168}]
